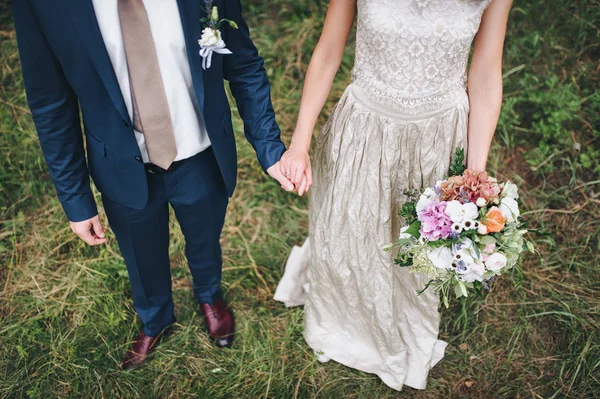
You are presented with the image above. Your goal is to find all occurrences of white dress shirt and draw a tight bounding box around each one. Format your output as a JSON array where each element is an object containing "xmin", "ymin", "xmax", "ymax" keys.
[{"xmin": 92, "ymin": 0, "xmax": 211, "ymax": 163}]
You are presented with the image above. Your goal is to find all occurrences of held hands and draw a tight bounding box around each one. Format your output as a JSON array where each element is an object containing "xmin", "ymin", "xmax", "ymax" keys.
[
  {"xmin": 70, "ymin": 215, "xmax": 107, "ymax": 246},
  {"xmin": 278, "ymin": 145, "xmax": 313, "ymax": 196},
  {"xmin": 266, "ymin": 145, "xmax": 313, "ymax": 196}
]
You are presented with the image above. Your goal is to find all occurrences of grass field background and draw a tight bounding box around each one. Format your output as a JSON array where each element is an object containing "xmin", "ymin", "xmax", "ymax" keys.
[{"xmin": 1, "ymin": 1, "xmax": 599, "ymax": 398}]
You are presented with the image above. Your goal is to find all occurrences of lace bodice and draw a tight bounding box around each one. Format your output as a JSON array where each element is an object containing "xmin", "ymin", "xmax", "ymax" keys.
[{"xmin": 352, "ymin": 0, "xmax": 491, "ymax": 114}]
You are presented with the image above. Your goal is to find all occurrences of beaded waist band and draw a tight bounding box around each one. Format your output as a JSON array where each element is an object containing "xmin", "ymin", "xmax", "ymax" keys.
[{"xmin": 351, "ymin": 78, "xmax": 469, "ymax": 118}]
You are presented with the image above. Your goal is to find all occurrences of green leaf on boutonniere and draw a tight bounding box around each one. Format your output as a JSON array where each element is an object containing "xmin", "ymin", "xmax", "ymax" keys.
[{"xmin": 216, "ymin": 19, "xmax": 238, "ymax": 30}]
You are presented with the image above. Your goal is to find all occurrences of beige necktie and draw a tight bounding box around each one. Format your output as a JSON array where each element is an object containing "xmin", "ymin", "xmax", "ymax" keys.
[{"xmin": 118, "ymin": 0, "xmax": 177, "ymax": 169}]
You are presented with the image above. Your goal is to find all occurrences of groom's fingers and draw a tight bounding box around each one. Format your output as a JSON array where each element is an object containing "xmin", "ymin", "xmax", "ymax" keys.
[
  {"xmin": 70, "ymin": 216, "xmax": 107, "ymax": 246},
  {"xmin": 277, "ymin": 172, "xmax": 295, "ymax": 191},
  {"xmin": 90, "ymin": 216, "xmax": 106, "ymax": 239},
  {"xmin": 268, "ymin": 162, "xmax": 295, "ymax": 191},
  {"xmin": 81, "ymin": 229, "xmax": 107, "ymax": 246}
]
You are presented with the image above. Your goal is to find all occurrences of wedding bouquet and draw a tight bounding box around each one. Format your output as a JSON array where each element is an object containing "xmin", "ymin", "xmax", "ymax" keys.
[{"xmin": 385, "ymin": 150, "xmax": 533, "ymax": 307}]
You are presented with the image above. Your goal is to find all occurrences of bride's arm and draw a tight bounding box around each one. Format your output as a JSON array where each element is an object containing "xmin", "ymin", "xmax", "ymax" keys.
[
  {"xmin": 280, "ymin": 0, "xmax": 356, "ymax": 195},
  {"xmin": 466, "ymin": 0, "xmax": 513, "ymax": 172}
]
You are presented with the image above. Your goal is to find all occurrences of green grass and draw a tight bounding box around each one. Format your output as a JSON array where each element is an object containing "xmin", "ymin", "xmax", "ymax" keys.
[{"xmin": 1, "ymin": 0, "xmax": 599, "ymax": 398}]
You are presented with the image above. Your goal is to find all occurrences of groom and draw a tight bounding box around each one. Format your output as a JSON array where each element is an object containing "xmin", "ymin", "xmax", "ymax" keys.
[{"xmin": 13, "ymin": 0, "xmax": 294, "ymax": 368}]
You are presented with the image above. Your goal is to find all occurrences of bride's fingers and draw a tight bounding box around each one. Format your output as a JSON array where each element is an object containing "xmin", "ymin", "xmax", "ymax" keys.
[
  {"xmin": 292, "ymin": 166, "xmax": 304, "ymax": 186},
  {"xmin": 298, "ymin": 175, "xmax": 308, "ymax": 196},
  {"xmin": 279, "ymin": 160, "xmax": 290, "ymax": 180},
  {"xmin": 306, "ymin": 165, "xmax": 313, "ymax": 188}
]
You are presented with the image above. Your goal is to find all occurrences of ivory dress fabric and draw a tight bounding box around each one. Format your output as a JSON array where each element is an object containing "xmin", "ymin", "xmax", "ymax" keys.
[{"xmin": 275, "ymin": 0, "xmax": 492, "ymax": 391}]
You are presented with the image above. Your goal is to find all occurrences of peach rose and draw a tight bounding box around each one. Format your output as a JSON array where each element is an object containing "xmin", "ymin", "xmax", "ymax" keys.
[{"xmin": 483, "ymin": 206, "xmax": 505, "ymax": 233}]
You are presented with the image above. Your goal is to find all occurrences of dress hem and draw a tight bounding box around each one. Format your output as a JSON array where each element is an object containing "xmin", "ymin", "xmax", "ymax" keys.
[{"xmin": 304, "ymin": 332, "xmax": 448, "ymax": 391}]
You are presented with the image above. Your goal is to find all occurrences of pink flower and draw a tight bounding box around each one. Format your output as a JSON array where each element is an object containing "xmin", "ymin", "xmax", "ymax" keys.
[
  {"xmin": 481, "ymin": 243, "xmax": 496, "ymax": 262},
  {"xmin": 484, "ymin": 243, "xmax": 496, "ymax": 253},
  {"xmin": 417, "ymin": 201, "xmax": 453, "ymax": 241},
  {"xmin": 439, "ymin": 175, "xmax": 464, "ymax": 201},
  {"xmin": 440, "ymin": 169, "xmax": 501, "ymax": 204}
]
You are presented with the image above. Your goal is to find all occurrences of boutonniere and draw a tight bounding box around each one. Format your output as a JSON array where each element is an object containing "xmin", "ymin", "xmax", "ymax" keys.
[{"xmin": 198, "ymin": 1, "xmax": 238, "ymax": 70}]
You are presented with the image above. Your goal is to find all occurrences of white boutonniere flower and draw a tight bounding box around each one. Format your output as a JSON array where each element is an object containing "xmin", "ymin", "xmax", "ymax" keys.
[
  {"xmin": 198, "ymin": 1, "xmax": 238, "ymax": 70},
  {"xmin": 199, "ymin": 27, "xmax": 221, "ymax": 47}
]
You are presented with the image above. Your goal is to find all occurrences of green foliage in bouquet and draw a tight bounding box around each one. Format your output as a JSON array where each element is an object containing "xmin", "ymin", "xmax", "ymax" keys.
[
  {"xmin": 399, "ymin": 200, "xmax": 418, "ymax": 226},
  {"xmin": 447, "ymin": 148, "xmax": 466, "ymax": 177}
]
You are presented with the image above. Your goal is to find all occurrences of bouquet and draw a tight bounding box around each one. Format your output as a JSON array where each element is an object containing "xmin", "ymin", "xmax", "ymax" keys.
[{"xmin": 385, "ymin": 149, "xmax": 533, "ymax": 307}]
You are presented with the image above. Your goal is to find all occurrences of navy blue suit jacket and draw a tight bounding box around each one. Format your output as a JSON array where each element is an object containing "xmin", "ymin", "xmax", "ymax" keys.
[{"xmin": 13, "ymin": 0, "xmax": 286, "ymax": 222}]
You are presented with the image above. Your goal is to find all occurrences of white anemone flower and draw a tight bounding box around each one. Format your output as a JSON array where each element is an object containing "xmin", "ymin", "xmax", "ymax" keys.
[
  {"xmin": 461, "ymin": 219, "xmax": 477, "ymax": 230},
  {"xmin": 451, "ymin": 222, "xmax": 463, "ymax": 235}
]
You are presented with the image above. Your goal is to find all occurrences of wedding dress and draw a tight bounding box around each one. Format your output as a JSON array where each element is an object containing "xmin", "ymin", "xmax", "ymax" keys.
[{"xmin": 275, "ymin": 0, "xmax": 492, "ymax": 391}]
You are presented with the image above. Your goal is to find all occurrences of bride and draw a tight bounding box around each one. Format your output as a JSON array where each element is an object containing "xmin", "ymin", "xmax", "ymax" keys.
[{"xmin": 275, "ymin": 0, "xmax": 512, "ymax": 391}]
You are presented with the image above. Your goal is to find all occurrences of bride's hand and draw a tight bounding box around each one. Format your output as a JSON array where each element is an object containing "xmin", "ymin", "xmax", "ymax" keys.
[{"xmin": 279, "ymin": 145, "xmax": 313, "ymax": 196}]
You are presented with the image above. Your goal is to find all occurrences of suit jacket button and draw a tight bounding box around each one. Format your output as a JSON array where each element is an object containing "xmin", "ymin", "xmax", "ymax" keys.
[
  {"xmin": 123, "ymin": 121, "xmax": 130, "ymax": 127},
  {"xmin": 135, "ymin": 156, "xmax": 142, "ymax": 162}
]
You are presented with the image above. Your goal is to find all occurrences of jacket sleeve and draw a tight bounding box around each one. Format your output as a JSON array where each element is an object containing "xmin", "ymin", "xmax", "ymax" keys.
[
  {"xmin": 221, "ymin": 0, "xmax": 286, "ymax": 172},
  {"xmin": 13, "ymin": 0, "xmax": 97, "ymax": 222}
]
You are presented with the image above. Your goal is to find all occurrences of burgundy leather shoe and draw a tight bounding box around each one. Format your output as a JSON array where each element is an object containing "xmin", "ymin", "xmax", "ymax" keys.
[
  {"xmin": 121, "ymin": 331, "xmax": 162, "ymax": 370},
  {"xmin": 200, "ymin": 298, "xmax": 235, "ymax": 348}
]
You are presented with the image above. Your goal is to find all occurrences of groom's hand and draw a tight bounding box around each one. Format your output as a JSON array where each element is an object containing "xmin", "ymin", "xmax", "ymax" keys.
[
  {"xmin": 70, "ymin": 215, "xmax": 107, "ymax": 246},
  {"xmin": 267, "ymin": 161, "xmax": 295, "ymax": 192}
]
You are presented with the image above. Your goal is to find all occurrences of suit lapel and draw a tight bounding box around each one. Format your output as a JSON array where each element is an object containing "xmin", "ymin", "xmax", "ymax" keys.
[
  {"xmin": 64, "ymin": 0, "xmax": 130, "ymax": 125},
  {"xmin": 176, "ymin": 0, "xmax": 206, "ymax": 115}
]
